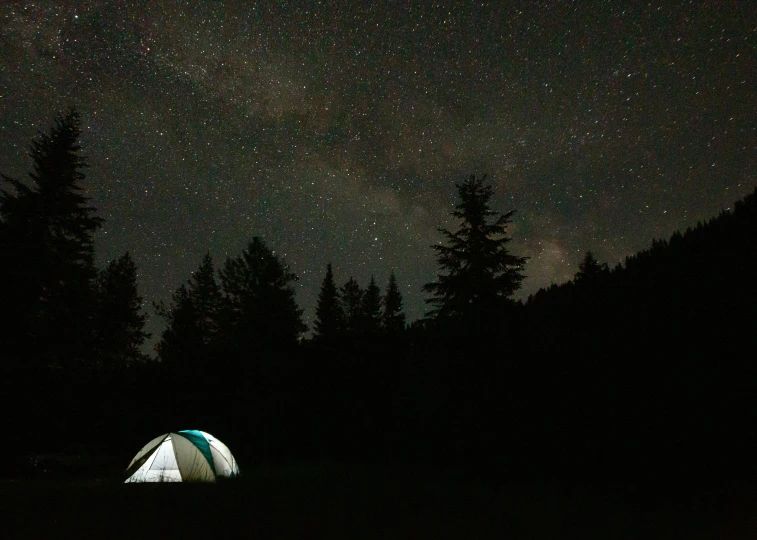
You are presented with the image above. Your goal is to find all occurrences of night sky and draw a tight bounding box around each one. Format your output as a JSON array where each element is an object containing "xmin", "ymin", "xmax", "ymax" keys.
[{"xmin": 1, "ymin": 1, "xmax": 755, "ymax": 347}]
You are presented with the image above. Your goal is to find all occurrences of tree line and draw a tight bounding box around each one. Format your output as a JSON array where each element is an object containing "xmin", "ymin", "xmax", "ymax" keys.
[
  {"xmin": 3, "ymin": 109, "xmax": 757, "ymax": 481},
  {"xmin": 1, "ymin": 110, "xmax": 528, "ymax": 374}
]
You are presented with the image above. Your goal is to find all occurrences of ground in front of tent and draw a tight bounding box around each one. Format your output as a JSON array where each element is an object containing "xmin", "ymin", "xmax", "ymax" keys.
[{"xmin": 1, "ymin": 464, "xmax": 755, "ymax": 539}]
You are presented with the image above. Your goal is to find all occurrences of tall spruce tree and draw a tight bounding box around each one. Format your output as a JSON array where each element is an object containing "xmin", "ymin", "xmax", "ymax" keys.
[
  {"xmin": 187, "ymin": 253, "xmax": 223, "ymax": 344},
  {"xmin": 0, "ymin": 108, "xmax": 103, "ymax": 368},
  {"xmin": 423, "ymin": 174, "xmax": 526, "ymax": 321},
  {"xmin": 360, "ymin": 276, "xmax": 382, "ymax": 335},
  {"xmin": 314, "ymin": 263, "xmax": 344, "ymax": 340},
  {"xmin": 381, "ymin": 270, "xmax": 406, "ymax": 334},
  {"xmin": 341, "ymin": 277, "xmax": 363, "ymax": 334},
  {"xmin": 219, "ymin": 237, "xmax": 306, "ymax": 349},
  {"xmin": 155, "ymin": 254, "xmax": 222, "ymax": 371},
  {"xmin": 93, "ymin": 252, "xmax": 150, "ymax": 370},
  {"xmin": 155, "ymin": 285, "xmax": 200, "ymax": 370}
]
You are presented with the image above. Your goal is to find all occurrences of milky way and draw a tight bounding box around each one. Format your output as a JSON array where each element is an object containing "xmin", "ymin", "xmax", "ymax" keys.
[{"xmin": 1, "ymin": 1, "xmax": 755, "ymax": 347}]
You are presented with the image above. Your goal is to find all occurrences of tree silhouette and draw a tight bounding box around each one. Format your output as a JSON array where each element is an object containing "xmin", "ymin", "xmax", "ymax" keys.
[
  {"xmin": 341, "ymin": 277, "xmax": 363, "ymax": 334},
  {"xmin": 0, "ymin": 108, "xmax": 103, "ymax": 369},
  {"xmin": 360, "ymin": 276, "xmax": 382, "ymax": 335},
  {"xmin": 155, "ymin": 254, "xmax": 222, "ymax": 372},
  {"xmin": 219, "ymin": 237, "xmax": 306, "ymax": 350},
  {"xmin": 423, "ymin": 174, "xmax": 527, "ymax": 322},
  {"xmin": 314, "ymin": 263, "xmax": 345, "ymax": 340},
  {"xmin": 155, "ymin": 285, "xmax": 200, "ymax": 371},
  {"xmin": 93, "ymin": 252, "xmax": 150, "ymax": 370},
  {"xmin": 381, "ymin": 270, "xmax": 406, "ymax": 334},
  {"xmin": 574, "ymin": 251, "xmax": 609, "ymax": 284},
  {"xmin": 188, "ymin": 253, "xmax": 223, "ymax": 344}
]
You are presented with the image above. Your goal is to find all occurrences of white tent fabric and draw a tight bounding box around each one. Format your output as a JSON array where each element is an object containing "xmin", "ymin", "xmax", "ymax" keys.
[
  {"xmin": 203, "ymin": 431, "xmax": 238, "ymax": 478},
  {"xmin": 124, "ymin": 431, "xmax": 240, "ymax": 483}
]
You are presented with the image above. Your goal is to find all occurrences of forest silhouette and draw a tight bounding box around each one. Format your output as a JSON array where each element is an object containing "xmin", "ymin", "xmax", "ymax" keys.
[{"xmin": 2, "ymin": 110, "xmax": 756, "ymax": 482}]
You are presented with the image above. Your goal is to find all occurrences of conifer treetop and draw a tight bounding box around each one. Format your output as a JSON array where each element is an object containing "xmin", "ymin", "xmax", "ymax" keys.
[
  {"xmin": 424, "ymin": 174, "xmax": 527, "ymax": 320},
  {"xmin": 314, "ymin": 262, "xmax": 345, "ymax": 339}
]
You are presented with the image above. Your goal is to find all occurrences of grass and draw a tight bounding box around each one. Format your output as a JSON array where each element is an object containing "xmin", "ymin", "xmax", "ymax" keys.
[{"xmin": 2, "ymin": 463, "xmax": 756, "ymax": 539}]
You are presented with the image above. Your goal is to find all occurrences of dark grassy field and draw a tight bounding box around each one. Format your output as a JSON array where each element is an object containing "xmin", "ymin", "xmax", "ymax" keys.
[{"xmin": 2, "ymin": 463, "xmax": 756, "ymax": 539}]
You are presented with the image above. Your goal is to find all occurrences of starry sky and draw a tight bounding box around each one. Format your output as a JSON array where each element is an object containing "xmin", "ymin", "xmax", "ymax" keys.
[{"xmin": 1, "ymin": 1, "xmax": 756, "ymax": 347}]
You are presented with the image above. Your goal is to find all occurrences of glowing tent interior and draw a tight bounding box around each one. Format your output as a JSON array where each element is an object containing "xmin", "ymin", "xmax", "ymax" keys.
[{"xmin": 124, "ymin": 430, "xmax": 240, "ymax": 483}]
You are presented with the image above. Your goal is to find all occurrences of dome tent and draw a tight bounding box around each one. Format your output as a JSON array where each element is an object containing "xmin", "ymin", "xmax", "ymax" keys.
[{"xmin": 124, "ymin": 430, "xmax": 239, "ymax": 483}]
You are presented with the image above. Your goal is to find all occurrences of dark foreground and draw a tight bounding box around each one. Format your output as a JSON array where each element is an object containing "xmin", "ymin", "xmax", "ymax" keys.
[{"xmin": 2, "ymin": 464, "xmax": 756, "ymax": 539}]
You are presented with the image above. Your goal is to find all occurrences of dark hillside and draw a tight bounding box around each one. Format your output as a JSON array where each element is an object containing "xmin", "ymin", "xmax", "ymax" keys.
[{"xmin": 516, "ymin": 188, "xmax": 757, "ymax": 480}]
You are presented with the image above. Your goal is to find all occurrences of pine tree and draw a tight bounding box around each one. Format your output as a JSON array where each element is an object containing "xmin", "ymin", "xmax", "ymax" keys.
[
  {"xmin": 314, "ymin": 263, "xmax": 344, "ymax": 340},
  {"xmin": 423, "ymin": 174, "xmax": 527, "ymax": 321},
  {"xmin": 0, "ymin": 108, "xmax": 103, "ymax": 368},
  {"xmin": 360, "ymin": 276, "xmax": 382, "ymax": 335},
  {"xmin": 155, "ymin": 285, "xmax": 200, "ymax": 370},
  {"xmin": 155, "ymin": 254, "xmax": 223, "ymax": 371},
  {"xmin": 341, "ymin": 277, "xmax": 363, "ymax": 334},
  {"xmin": 187, "ymin": 253, "xmax": 223, "ymax": 345},
  {"xmin": 219, "ymin": 237, "xmax": 306, "ymax": 349},
  {"xmin": 382, "ymin": 270, "xmax": 406, "ymax": 334},
  {"xmin": 574, "ymin": 251, "xmax": 609, "ymax": 284},
  {"xmin": 93, "ymin": 252, "xmax": 150, "ymax": 370}
]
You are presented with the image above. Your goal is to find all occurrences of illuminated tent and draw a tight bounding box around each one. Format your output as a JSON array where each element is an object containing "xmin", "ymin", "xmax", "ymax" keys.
[{"xmin": 124, "ymin": 430, "xmax": 240, "ymax": 483}]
